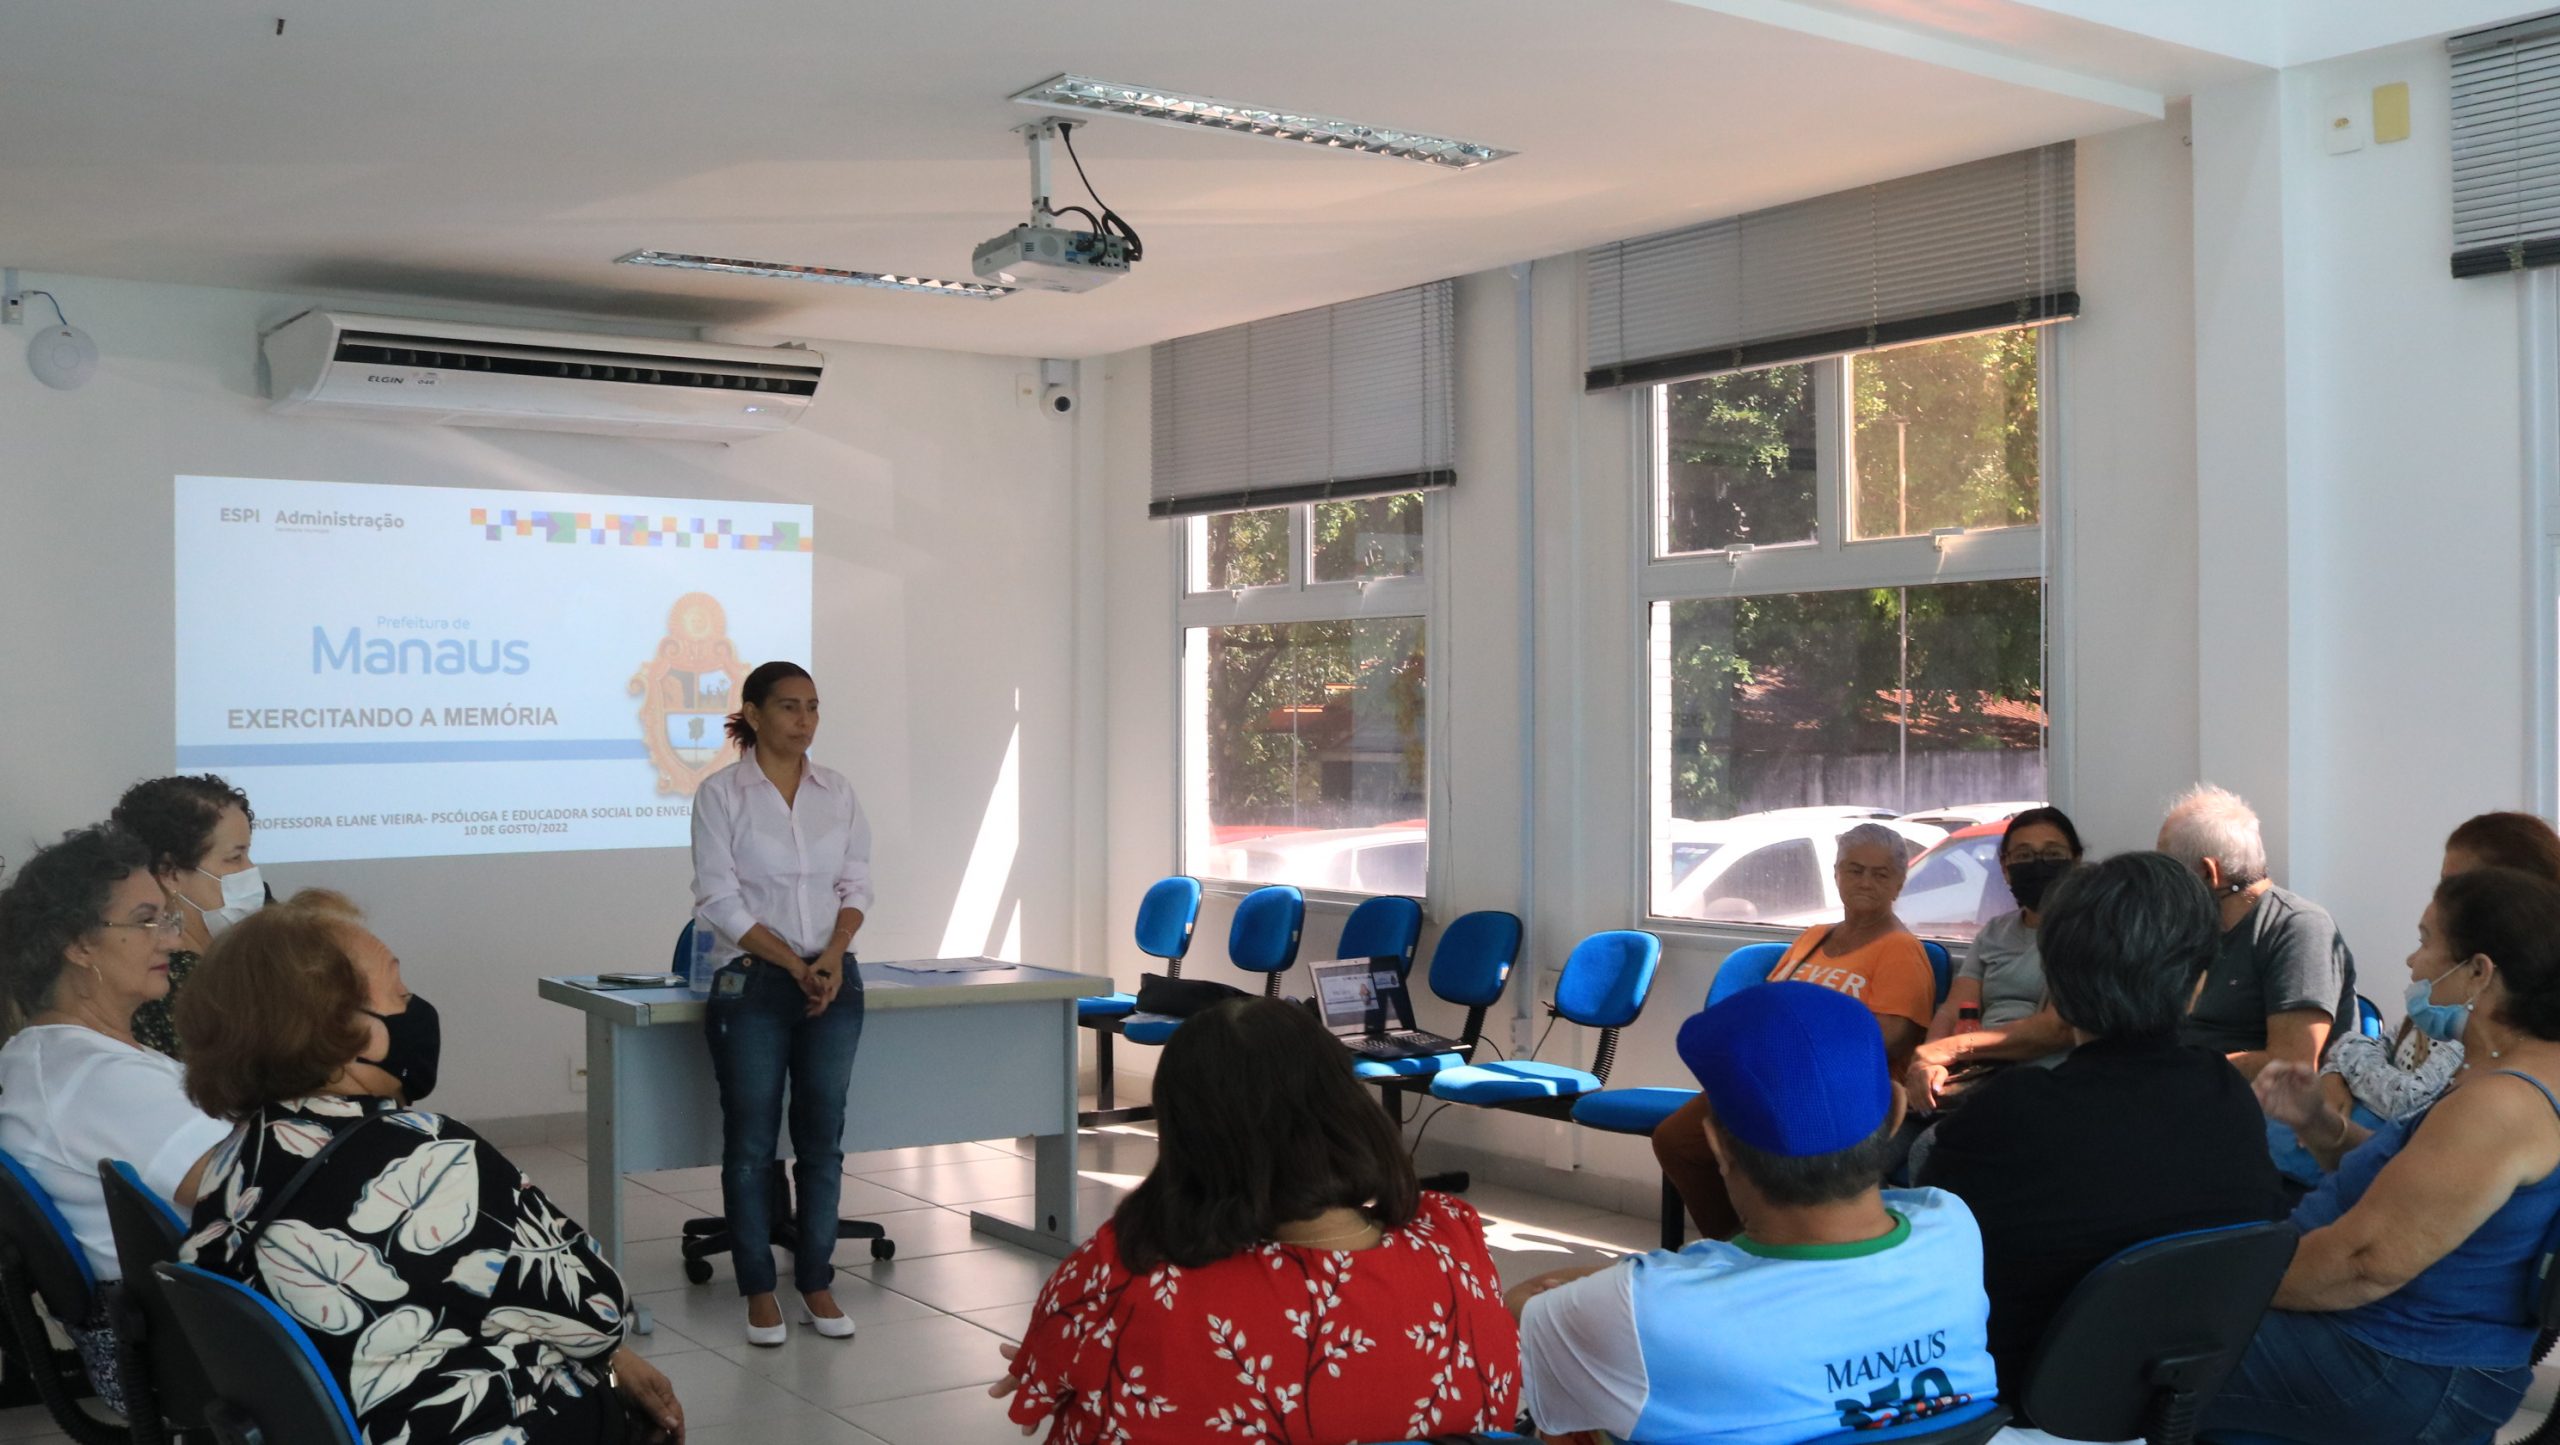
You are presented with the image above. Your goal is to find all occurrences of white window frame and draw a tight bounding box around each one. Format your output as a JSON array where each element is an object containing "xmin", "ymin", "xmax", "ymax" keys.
[
  {"xmin": 1173, "ymin": 497, "xmax": 1445, "ymax": 906},
  {"xmin": 1632, "ymin": 330, "xmax": 2066, "ymax": 944},
  {"xmin": 2526, "ymin": 268, "xmax": 2560, "ymax": 820}
]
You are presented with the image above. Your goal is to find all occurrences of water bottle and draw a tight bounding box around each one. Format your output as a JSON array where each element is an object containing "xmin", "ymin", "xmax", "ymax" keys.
[{"xmin": 687, "ymin": 916, "xmax": 719, "ymax": 993}]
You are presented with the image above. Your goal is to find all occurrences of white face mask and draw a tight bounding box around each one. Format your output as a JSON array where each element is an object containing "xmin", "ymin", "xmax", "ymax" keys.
[{"xmin": 188, "ymin": 864, "xmax": 264, "ymax": 935}]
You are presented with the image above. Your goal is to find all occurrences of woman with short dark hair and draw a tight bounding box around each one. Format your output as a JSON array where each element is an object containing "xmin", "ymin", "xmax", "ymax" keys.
[
  {"xmin": 176, "ymin": 906, "xmax": 683, "ymax": 1445},
  {"xmin": 1919, "ymin": 852, "xmax": 2284, "ymax": 1405},
  {"xmin": 2219, "ymin": 867, "xmax": 2560, "ymax": 1442},
  {"xmin": 111, "ymin": 773, "xmax": 263, "ymax": 1056},
  {"xmin": 992, "ymin": 997, "xmax": 1520, "ymax": 1442},
  {"xmin": 0, "ymin": 824, "xmax": 234, "ymax": 1415}
]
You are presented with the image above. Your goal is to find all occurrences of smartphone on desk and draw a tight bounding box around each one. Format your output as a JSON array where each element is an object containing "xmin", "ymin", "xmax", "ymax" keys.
[{"xmin": 595, "ymin": 972, "xmax": 687, "ymax": 989}]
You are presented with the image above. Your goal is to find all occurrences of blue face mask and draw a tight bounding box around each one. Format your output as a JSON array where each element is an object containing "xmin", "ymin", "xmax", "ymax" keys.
[{"xmin": 2405, "ymin": 964, "xmax": 2482, "ymax": 1042}]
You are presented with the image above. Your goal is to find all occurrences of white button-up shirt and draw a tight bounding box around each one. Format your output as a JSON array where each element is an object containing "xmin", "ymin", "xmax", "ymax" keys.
[{"xmin": 689, "ymin": 755, "xmax": 874, "ymax": 957}]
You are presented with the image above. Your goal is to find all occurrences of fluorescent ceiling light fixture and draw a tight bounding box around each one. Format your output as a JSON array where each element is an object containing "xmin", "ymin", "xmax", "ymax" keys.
[
  {"xmin": 1010, "ymin": 74, "xmax": 1514, "ymax": 170},
  {"xmin": 615, "ymin": 249, "xmax": 1013, "ymax": 299}
]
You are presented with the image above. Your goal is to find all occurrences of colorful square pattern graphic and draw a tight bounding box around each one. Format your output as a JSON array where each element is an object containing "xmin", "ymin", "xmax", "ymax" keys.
[{"xmin": 471, "ymin": 506, "xmax": 811, "ymax": 552}]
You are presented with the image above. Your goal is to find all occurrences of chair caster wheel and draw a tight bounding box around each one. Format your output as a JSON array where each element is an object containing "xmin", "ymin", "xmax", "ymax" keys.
[
  {"xmin": 870, "ymin": 1238, "xmax": 896, "ymax": 1261},
  {"xmin": 683, "ymin": 1257, "xmax": 713, "ymax": 1285}
]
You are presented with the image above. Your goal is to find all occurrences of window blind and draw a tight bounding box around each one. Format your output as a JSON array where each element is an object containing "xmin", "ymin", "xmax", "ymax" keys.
[
  {"xmin": 1584, "ymin": 142, "xmax": 2077, "ymax": 391},
  {"xmin": 1150, "ymin": 281, "xmax": 1454, "ymax": 519},
  {"xmin": 2452, "ymin": 13, "xmax": 2560, "ymax": 278}
]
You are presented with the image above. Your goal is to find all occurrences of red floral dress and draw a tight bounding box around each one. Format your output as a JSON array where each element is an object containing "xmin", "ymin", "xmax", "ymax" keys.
[{"xmin": 1008, "ymin": 1191, "xmax": 1521, "ymax": 1443}]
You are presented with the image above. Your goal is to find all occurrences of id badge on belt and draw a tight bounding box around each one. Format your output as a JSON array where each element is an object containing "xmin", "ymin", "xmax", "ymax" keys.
[{"xmin": 712, "ymin": 963, "xmax": 750, "ymax": 998}]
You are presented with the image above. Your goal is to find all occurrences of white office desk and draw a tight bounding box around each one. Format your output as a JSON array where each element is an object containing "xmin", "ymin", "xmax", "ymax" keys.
[{"xmin": 540, "ymin": 960, "xmax": 1112, "ymax": 1303}]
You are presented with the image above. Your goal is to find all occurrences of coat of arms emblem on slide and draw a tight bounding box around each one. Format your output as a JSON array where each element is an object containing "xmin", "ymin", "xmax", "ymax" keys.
[{"xmin": 628, "ymin": 592, "xmax": 748, "ymax": 796}]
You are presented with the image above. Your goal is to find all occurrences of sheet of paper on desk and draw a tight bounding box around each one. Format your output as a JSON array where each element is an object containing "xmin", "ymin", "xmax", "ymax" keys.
[{"xmin": 877, "ymin": 957, "xmax": 1016, "ymax": 975}]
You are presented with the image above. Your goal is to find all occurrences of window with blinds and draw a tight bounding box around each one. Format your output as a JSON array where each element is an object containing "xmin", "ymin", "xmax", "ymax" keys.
[
  {"xmin": 1585, "ymin": 143, "xmax": 2077, "ymax": 390},
  {"xmin": 2452, "ymin": 13, "xmax": 2560, "ymax": 278},
  {"xmin": 1149, "ymin": 281, "xmax": 1455, "ymax": 519}
]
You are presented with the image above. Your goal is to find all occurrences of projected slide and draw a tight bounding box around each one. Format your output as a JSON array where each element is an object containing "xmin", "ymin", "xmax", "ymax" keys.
[{"xmin": 174, "ymin": 476, "xmax": 814, "ymax": 863}]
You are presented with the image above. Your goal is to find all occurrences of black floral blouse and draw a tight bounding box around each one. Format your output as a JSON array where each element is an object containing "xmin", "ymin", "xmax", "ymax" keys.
[
  {"xmin": 130, "ymin": 949, "xmax": 197, "ymax": 1058},
  {"xmin": 179, "ymin": 1095, "xmax": 631, "ymax": 1445}
]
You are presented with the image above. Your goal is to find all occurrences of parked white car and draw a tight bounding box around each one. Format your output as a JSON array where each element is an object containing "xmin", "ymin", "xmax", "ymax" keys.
[
  {"xmin": 1893, "ymin": 802, "xmax": 2042, "ymax": 836},
  {"xmin": 1655, "ymin": 812, "xmax": 1939, "ymax": 923},
  {"xmin": 1203, "ymin": 823, "xmax": 1427, "ymax": 896},
  {"xmin": 1894, "ymin": 819, "xmax": 2021, "ymax": 938}
]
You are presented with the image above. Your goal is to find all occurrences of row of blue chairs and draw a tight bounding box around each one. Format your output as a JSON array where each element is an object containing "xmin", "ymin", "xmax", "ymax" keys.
[
  {"xmin": 0, "ymin": 1145, "xmax": 343, "ymax": 1445},
  {"xmin": 1079, "ymin": 880, "xmax": 1677, "ymax": 1147},
  {"xmin": 1083, "ymin": 884, "xmax": 1963, "ymax": 1254}
]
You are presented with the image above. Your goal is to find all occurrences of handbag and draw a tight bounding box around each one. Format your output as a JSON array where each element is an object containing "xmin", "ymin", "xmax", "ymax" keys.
[{"xmin": 1133, "ymin": 972, "xmax": 1249, "ymax": 1018}]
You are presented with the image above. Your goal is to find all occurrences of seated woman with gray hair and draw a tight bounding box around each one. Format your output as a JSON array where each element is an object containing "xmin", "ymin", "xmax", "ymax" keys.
[
  {"xmin": 1652, "ymin": 820, "xmax": 1937, "ymax": 1239},
  {"xmin": 1919, "ymin": 851, "xmax": 2286, "ymax": 1406}
]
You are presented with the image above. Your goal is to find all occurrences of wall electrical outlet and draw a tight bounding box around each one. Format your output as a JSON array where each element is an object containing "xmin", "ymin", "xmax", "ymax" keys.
[{"xmin": 568, "ymin": 1054, "xmax": 587, "ymax": 1093}]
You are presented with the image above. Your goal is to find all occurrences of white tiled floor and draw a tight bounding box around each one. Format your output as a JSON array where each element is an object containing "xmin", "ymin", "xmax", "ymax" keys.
[{"xmin": 28, "ymin": 1116, "xmax": 2551, "ymax": 1445}]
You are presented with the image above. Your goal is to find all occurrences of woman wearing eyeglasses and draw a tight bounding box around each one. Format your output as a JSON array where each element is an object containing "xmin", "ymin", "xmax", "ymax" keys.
[
  {"xmin": 111, "ymin": 773, "xmax": 268, "ymax": 1058},
  {"xmin": 0, "ymin": 824, "xmax": 233, "ymax": 1415}
]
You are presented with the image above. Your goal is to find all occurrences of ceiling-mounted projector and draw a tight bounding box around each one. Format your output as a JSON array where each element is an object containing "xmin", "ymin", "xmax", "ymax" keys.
[{"xmin": 972, "ymin": 118, "xmax": 1141, "ymax": 293}]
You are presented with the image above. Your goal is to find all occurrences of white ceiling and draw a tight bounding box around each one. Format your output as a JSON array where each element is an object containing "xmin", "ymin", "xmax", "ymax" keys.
[{"xmin": 2, "ymin": 0, "xmax": 2268, "ymax": 359}]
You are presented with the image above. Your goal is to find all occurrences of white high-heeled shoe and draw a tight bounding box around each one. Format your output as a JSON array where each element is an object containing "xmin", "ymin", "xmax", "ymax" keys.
[
  {"xmin": 744, "ymin": 1299, "xmax": 787, "ymax": 1347},
  {"xmin": 799, "ymin": 1294, "xmax": 856, "ymax": 1340}
]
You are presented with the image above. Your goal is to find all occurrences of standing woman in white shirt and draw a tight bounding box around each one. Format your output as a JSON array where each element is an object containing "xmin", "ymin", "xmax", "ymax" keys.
[
  {"xmin": 690, "ymin": 660, "xmax": 872, "ymax": 1348},
  {"xmin": 0, "ymin": 825, "xmax": 233, "ymax": 1414}
]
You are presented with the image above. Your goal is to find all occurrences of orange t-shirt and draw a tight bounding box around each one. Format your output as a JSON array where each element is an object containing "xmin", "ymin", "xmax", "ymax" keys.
[{"xmin": 1766, "ymin": 926, "xmax": 1936, "ymax": 1031}]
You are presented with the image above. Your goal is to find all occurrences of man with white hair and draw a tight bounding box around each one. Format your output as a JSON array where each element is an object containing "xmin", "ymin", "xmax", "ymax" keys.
[{"xmin": 2156, "ymin": 784, "xmax": 2357, "ymax": 1080}]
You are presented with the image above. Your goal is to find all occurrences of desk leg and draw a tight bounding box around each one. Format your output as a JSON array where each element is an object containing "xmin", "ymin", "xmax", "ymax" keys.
[
  {"xmin": 969, "ymin": 999, "xmax": 1081, "ymax": 1258},
  {"xmin": 585, "ymin": 1014, "xmax": 652, "ymax": 1335}
]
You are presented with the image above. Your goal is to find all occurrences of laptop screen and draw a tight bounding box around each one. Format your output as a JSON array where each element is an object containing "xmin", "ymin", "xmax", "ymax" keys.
[{"xmin": 1309, "ymin": 959, "xmax": 1407, "ymax": 1033}]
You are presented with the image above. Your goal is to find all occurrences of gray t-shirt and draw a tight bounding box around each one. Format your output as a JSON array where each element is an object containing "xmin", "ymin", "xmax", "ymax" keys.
[
  {"xmin": 1959, "ymin": 911, "xmax": 2047, "ymax": 1029},
  {"xmin": 2180, "ymin": 884, "xmax": 2357, "ymax": 1056}
]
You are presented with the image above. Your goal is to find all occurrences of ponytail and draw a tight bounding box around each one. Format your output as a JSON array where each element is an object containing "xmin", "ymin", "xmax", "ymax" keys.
[{"xmin": 729, "ymin": 660, "xmax": 813, "ymax": 755}]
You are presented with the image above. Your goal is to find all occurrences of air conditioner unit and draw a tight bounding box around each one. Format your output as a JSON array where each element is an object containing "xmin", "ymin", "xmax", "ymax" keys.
[{"xmin": 260, "ymin": 310, "xmax": 824, "ymax": 441}]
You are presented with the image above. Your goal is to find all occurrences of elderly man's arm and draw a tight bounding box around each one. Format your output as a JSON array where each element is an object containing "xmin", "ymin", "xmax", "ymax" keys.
[{"xmin": 2227, "ymin": 1008, "xmax": 2332, "ymax": 1081}]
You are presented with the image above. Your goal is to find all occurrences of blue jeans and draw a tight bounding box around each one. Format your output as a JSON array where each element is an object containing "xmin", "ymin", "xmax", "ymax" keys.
[
  {"xmin": 704, "ymin": 955, "xmax": 865, "ymax": 1296},
  {"xmin": 2199, "ymin": 1308, "xmax": 2529, "ymax": 1445}
]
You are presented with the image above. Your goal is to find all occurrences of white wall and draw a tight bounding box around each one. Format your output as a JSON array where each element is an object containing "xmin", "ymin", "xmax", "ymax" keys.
[
  {"xmin": 2192, "ymin": 43, "xmax": 2533, "ymax": 1002},
  {"xmin": 0, "ymin": 272, "xmax": 1081, "ymax": 1124}
]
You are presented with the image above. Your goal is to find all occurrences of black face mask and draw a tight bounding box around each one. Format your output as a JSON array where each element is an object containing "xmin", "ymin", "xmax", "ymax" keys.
[
  {"xmin": 360, "ymin": 994, "xmax": 441, "ymax": 1104},
  {"xmin": 2005, "ymin": 858, "xmax": 2075, "ymax": 912}
]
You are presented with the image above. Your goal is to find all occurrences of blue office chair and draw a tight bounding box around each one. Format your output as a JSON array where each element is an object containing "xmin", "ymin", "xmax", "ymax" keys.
[
  {"xmin": 1571, "ymin": 937, "xmax": 1955, "ymax": 1250},
  {"xmin": 2202, "ymin": 1203, "xmax": 2560, "ymax": 1445},
  {"xmin": 1569, "ymin": 940, "xmax": 1787, "ymax": 1248},
  {"xmin": 1922, "ymin": 939, "xmax": 1954, "ymax": 1007},
  {"xmin": 1425, "ymin": 930, "xmax": 1660, "ymax": 1118},
  {"xmin": 669, "ymin": 921, "xmax": 895, "ymax": 1285},
  {"xmin": 2354, "ymin": 992, "xmax": 2385, "ymax": 1040},
  {"xmin": 0, "ymin": 1150, "xmax": 120, "ymax": 1445},
  {"xmin": 154, "ymin": 1261, "xmax": 361, "ymax": 1445},
  {"xmin": 1336, "ymin": 894, "xmax": 1423, "ymax": 972},
  {"xmin": 1356, "ymin": 909, "xmax": 1524, "ymax": 1091},
  {"xmin": 2017, "ymin": 1221, "xmax": 2295, "ymax": 1445},
  {"xmin": 1121, "ymin": 884, "xmax": 1304, "ymax": 1046},
  {"xmin": 99, "ymin": 1159, "xmax": 214, "ymax": 1444},
  {"xmin": 1081, "ymin": 875, "xmax": 1204, "ymax": 1125}
]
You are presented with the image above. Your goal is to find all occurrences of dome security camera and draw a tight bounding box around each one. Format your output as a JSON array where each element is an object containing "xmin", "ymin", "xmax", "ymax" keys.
[
  {"xmin": 1041, "ymin": 383, "xmax": 1075, "ymax": 415},
  {"xmin": 27, "ymin": 324, "xmax": 97, "ymax": 391}
]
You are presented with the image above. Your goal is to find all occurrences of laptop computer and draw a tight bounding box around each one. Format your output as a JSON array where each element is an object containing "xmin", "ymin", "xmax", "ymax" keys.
[{"xmin": 1307, "ymin": 959, "xmax": 1469, "ymax": 1063}]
